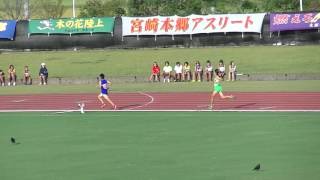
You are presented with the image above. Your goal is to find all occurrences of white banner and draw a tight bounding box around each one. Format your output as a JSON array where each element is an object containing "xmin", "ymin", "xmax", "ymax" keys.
[{"xmin": 122, "ymin": 13, "xmax": 266, "ymax": 36}]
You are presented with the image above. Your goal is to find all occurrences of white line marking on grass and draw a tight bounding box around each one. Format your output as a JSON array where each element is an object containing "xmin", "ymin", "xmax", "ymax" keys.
[
  {"xmin": 54, "ymin": 110, "xmax": 76, "ymax": 114},
  {"xmin": 125, "ymin": 92, "xmax": 154, "ymax": 110}
]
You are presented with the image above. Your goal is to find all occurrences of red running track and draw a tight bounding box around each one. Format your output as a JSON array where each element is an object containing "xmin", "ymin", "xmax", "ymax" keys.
[{"xmin": 0, "ymin": 92, "xmax": 320, "ymax": 111}]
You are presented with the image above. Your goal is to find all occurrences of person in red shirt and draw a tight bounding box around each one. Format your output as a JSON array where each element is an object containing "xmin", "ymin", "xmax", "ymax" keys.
[{"xmin": 149, "ymin": 62, "xmax": 161, "ymax": 82}]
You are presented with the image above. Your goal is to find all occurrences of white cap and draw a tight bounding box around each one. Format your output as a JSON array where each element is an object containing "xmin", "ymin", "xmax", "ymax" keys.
[{"xmin": 41, "ymin": 63, "xmax": 46, "ymax": 66}]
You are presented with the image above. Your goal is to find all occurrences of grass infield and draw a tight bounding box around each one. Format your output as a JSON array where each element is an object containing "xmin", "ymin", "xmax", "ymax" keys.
[
  {"xmin": 1, "ymin": 112, "xmax": 320, "ymax": 180},
  {"xmin": 0, "ymin": 46, "xmax": 319, "ymax": 79}
]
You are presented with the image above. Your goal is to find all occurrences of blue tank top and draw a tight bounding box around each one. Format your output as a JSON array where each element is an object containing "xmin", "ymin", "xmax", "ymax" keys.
[{"xmin": 101, "ymin": 79, "xmax": 108, "ymax": 94}]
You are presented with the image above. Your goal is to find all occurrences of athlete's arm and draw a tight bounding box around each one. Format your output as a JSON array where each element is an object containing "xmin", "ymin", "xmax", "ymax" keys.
[{"xmin": 214, "ymin": 76, "xmax": 220, "ymax": 83}]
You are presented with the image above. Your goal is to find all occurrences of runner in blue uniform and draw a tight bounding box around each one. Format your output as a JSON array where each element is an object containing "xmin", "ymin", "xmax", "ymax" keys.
[{"xmin": 98, "ymin": 73, "xmax": 116, "ymax": 109}]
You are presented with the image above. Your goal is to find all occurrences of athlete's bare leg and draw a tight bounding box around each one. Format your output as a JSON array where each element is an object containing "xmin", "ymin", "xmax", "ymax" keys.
[
  {"xmin": 209, "ymin": 91, "xmax": 217, "ymax": 109},
  {"xmin": 219, "ymin": 92, "xmax": 234, "ymax": 99},
  {"xmin": 98, "ymin": 94, "xmax": 106, "ymax": 108},
  {"xmin": 103, "ymin": 95, "xmax": 116, "ymax": 109}
]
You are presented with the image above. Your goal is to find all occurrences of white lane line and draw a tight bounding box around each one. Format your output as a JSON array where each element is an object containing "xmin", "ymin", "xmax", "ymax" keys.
[
  {"xmin": 197, "ymin": 104, "xmax": 211, "ymax": 109},
  {"xmin": 11, "ymin": 99, "xmax": 27, "ymax": 103},
  {"xmin": 259, "ymin": 106, "xmax": 275, "ymax": 110},
  {"xmin": 197, "ymin": 105, "xmax": 210, "ymax": 108},
  {"xmin": 125, "ymin": 92, "xmax": 154, "ymax": 110},
  {"xmin": 75, "ymin": 100, "xmax": 92, "ymax": 104}
]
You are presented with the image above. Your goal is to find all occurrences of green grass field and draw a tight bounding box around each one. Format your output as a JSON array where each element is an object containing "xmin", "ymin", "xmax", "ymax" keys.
[
  {"xmin": 1, "ymin": 46, "xmax": 320, "ymax": 79},
  {"xmin": 1, "ymin": 112, "xmax": 320, "ymax": 180}
]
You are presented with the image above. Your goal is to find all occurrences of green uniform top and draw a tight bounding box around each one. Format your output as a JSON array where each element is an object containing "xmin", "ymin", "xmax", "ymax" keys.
[{"xmin": 213, "ymin": 77, "xmax": 222, "ymax": 92}]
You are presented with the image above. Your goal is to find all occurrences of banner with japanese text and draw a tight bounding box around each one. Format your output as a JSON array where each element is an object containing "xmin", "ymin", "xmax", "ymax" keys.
[
  {"xmin": 270, "ymin": 12, "xmax": 320, "ymax": 32},
  {"xmin": 0, "ymin": 20, "xmax": 17, "ymax": 40},
  {"xmin": 28, "ymin": 17, "xmax": 114, "ymax": 35},
  {"xmin": 122, "ymin": 13, "xmax": 266, "ymax": 36}
]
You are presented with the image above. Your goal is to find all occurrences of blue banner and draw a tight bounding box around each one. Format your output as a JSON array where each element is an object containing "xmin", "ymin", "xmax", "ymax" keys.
[{"xmin": 0, "ymin": 20, "xmax": 17, "ymax": 40}]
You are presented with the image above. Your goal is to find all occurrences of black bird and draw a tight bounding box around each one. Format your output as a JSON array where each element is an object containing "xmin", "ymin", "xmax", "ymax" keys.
[
  {"xmin": 10, "ymin": 137, "xmax": 16, "ymax": 144},
  {"xmin": 253, "ymin": 163, "xmax": 261, "ymax": 171}
]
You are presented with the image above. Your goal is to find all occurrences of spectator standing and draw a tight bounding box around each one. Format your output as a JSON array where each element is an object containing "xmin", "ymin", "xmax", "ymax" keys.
[
  {"xmin": 205, "ymin": 60, "xmax": 213, "ymax": 82},
  {"xmin": 218, "ymin": 59, "xmax": 225, "ymax": 80},
  {"xmin": 0, "ymin": 69, "xmax": 5, "ymax": 86},
  {"xmin": 149, "ymin": 62, "xmax": 161, "ymax": 82},
  {"xmin": 183, "ymin": 61, "xmax": 191, "ymax": 81},
  {"xmin": 192, "ymin": 61, "xmax": 203, "ymax": 82},
  {"xmin": 7, "ymin": 64, "xmax": 17, "ymax": 86},
  {"xmin": 228, "ymin": 61, "xmax": 237, "ymax": 81},
  {"xmin": 39, "ymin": 63, "xmax": 48, "ymax": 85},
  {"xmin": 174, "ymin": 62, "xmax": 183, "ymax": 82},
  {"xmin": 162, "ymin": 61, "xmax": 172, "ymax": 83},
  {"xmin": 23, "ymin": 65, "xmax": 32, "ymax": 85}
]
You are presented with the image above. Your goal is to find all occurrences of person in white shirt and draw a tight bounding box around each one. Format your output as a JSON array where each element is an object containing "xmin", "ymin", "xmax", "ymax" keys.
[
  {"xmin": 218, "ymin": 59, "xmax": 225, "ymax": 80},
  {"xmin": 174, "ymin": 62, "xmax": 183, "ymax": 82},
  {"xmin": 205, "ymin": 60, "xmax": 213, "ymax": 82},
  {"xmin": 228, "ymin": 61, "xmax": 237, "ymax": 81},
  {"xmin": 162, "ymin": 61, "xmax": 172, "ymax": 83}
]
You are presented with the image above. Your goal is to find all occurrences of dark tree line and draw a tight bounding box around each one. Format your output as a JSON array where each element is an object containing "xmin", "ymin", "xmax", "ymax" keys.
[
  {"xmin": 0, "ymin": 0, "xmax": 319, "ymax": 19},
  {"xmin": 0, "ymin": 0, "xmax": 65, "ymax": 19},
  {"xmin": 80, "ymin": 0, "xmax": 320, "ymax": 17}
]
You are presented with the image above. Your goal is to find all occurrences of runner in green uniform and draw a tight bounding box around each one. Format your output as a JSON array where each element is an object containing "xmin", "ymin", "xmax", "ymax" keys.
[{"xmin": 209, "ymin": 69, "xmax": 234, "ymax": 109}]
